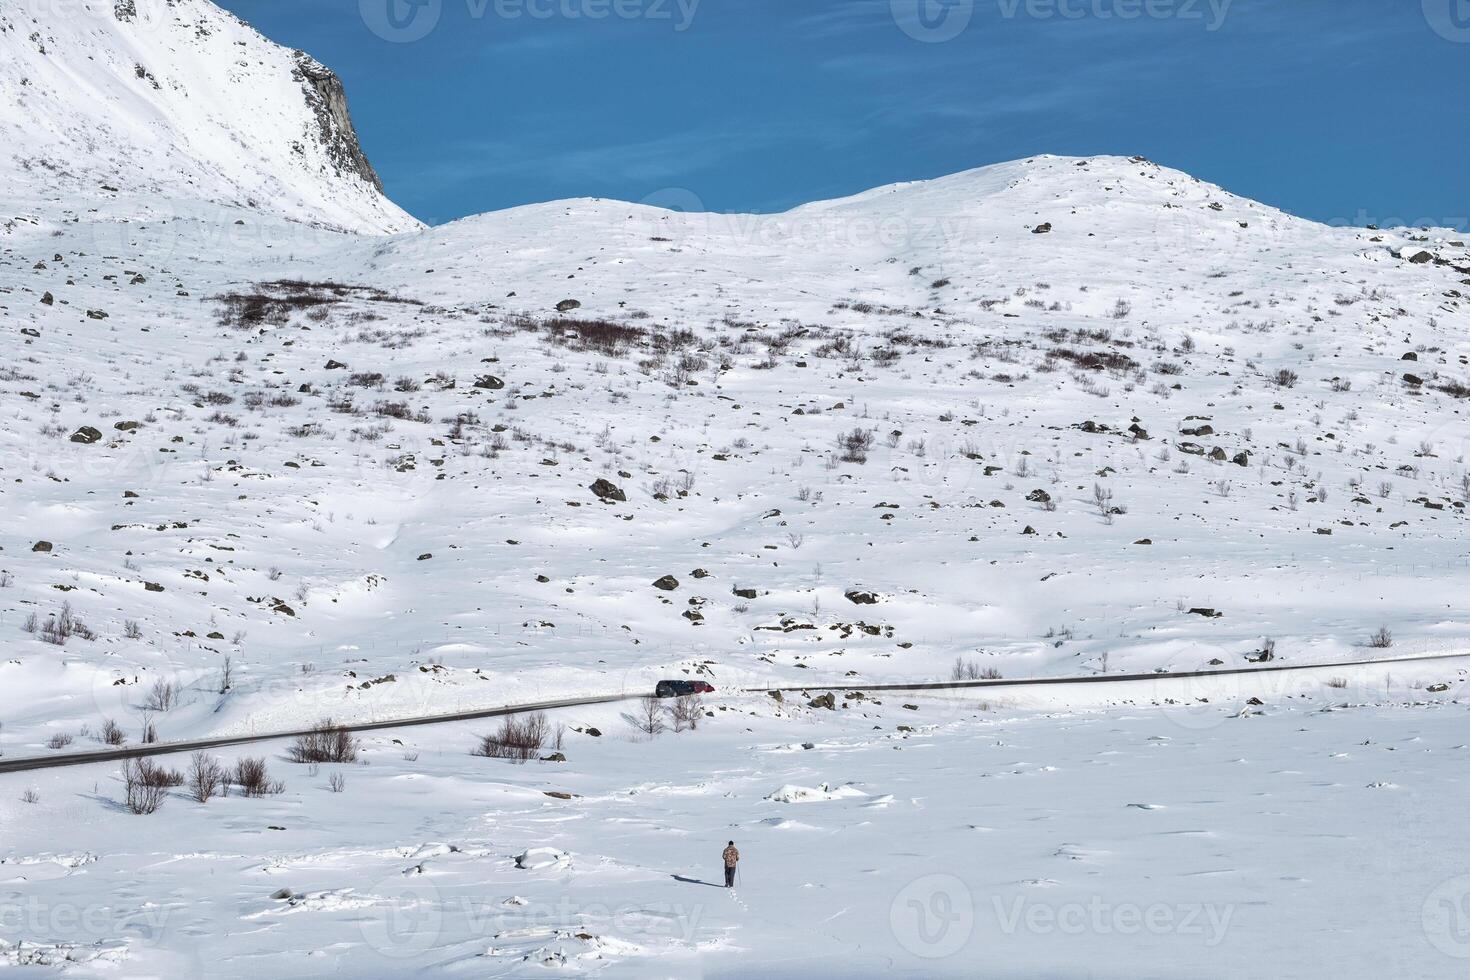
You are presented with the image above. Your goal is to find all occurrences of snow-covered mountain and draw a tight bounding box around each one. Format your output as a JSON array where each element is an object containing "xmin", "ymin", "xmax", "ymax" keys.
[{"xmin": 0, "ymin": 0, "xmax": 417, "ymax": 233}]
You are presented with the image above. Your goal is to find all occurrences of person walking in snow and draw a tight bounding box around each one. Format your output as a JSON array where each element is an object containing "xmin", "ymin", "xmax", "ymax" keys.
[{"xmin": 722, "ymin": 841, "xmax": 740, "ymax": 888}]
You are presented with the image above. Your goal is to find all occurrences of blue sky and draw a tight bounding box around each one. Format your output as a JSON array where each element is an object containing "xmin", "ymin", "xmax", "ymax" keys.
[{"xmin": 221, "ymin": 0, "xmax": 1469, "ymax": 228}]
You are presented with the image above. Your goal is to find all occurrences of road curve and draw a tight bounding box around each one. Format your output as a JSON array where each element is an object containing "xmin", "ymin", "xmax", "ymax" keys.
[{"xmin": 1, "ymin": 650, "xmax": 1463, "ymax": 776}]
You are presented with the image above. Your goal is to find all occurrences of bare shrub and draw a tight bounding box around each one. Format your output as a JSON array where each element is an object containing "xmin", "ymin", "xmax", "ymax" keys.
[
  {"xmin": 631, "ymin": 697, "xmax": 667, "ymax": 737},
  {"xmin": 189, "ymin": 752, "xmax": 224, "ymax": 803},
  {"xmin": 472, "ymin": 712, "xmax": 549, "ymax": 763},
  {"xmin": 545, "ymin": 317, "xmax": 644, "ymax": 356},
  {"xmin": 328, "ymin": 773, "xmax": 346, "ymax": 793},
  {"xmin": 233, "ymin": 757, "xmax": 284, "ymax": 797},
  {"xmin": 100, "ymin": 718, "xmax": 126, "ymax": 746},
  {"xmin": 122, "ymin": 760, "xmax": 167, "ymax": 814},
  {"xmin": 39, "ymin": 601, "xmax": 94, "ymax": 645},
  {"xmin": 135, "ymin": 758, "xmax": 183, "ymax": 788},
  {"xmin": 144, "ymin": 679, "xmax": 178, "ymax": 712},
  {"xmin": 951, "ymin": 657, "xmax": 987, "ymax": 681},
  {"xmin": 836, "ymin": 427, "xmax": 874, "ymax": 464},
  {"xmin": 669, "ymin": 695, "xmax": 704, "ymax": 732},
  {"xmin": 1369, "ymin": 626, "xmax": 1393, "ymax": 649},
  {"xmin": 287, "ymin": 719, "xmax": 358, "ymax": 764}
]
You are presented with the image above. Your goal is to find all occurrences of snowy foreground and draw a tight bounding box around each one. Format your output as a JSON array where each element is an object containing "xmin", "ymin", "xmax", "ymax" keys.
[{"xmin": 3, "ymin": 664, "xmax": 1469, "ymax": 977}]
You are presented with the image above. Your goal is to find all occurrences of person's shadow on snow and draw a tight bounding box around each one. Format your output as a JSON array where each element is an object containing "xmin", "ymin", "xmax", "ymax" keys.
[{"xmin": 671, "ymin": 874, "xmax": 724, "ymax": 888}]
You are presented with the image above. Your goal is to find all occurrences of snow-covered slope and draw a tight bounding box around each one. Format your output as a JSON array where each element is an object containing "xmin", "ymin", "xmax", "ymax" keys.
[
  {"xmin": 0, "ymin": 0, "xmax": 418, "ymax": 234},
  {"xmin": 2, "ymin": 151, "xmax": 1469, "ymax": 752}
]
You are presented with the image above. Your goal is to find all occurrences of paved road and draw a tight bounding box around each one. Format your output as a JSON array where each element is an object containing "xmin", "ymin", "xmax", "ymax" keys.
[
  {"xmin": 1, "ymin": 650, "xmax": 1463, "ymax": 775},
  {"xmin": 0, "ymin": 693, "xmax": 631, "ymax": 775},
  {"xmin": 758, "ymin": 649, "xmax": 1470, "ymax": 693}
]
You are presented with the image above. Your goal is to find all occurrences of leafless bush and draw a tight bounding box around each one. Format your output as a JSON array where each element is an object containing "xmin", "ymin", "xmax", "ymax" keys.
[
  {"xmin": 233, "ymin": 757, "xmax": 284, "ymax": 797},
  {"xmin": 328, "ymin": 773, "xmax": 346, "ymax": 793},
  {"xmin": 951, "ymin": 657, "xmax": 988, "ymax": 681},
  {"xmin": 836, "ymin": 427, "xmax": 874, "ymax": 464},
  {"xmin": 47, "ymin": 732, "xmax": 73, "ymax": 749},
  {"xmin": 631, "ymin": 697, "xmax": 667, "ymax": 737},
  {"xmin": 38, "ymin": 601, "xmax": 94, "ymax": 645},
  {"xmin": 1273, "ymin": 368, "xmax": 1298, "ymax": 389},
  {"xmin": 123, "ymin": 619, "xmax": 143, "ymax": 640},
  {"xmin": 135, "ymin": 758, "xmax": 183, "ymax": 788},
  {"xmin": 1369, "ymin": 626, "xmax": 1393, "ymax": 649},
  {"xmin": 100, "ymin": 718, "xmax": 125, "ymax": 746},
  {"xmin": 287, "ymin": 719, "xmax": 358, "ymax": 764},
  {"xmin": 1325, "ymin": 677, "xmax": 1348, "ymax": 689},
  {"xmin": 122, "ymin": 760, "xmax": 167, "ymax": 814},
  {"xmin": 472, "ymin": 712, "xmax": 549, "ymax": 763},
  {"xmin": 21, "ymin": 788, "xmax": 39, "ymax": 804},
  {"xmin": 669, "ymin": 695, "xmax": 704, "ymax": 732},
  {"xmin": 1093, "ymin": 483, "xmax": 1117, "ymax": 524},
  {"xmin": 144, "ymin": 679, "xmax": 178, "ymax": 712},
  {"xmin": 189, "ymin": 752, "xmax": 224, "ymax": 803},
  {"xmin": 545, "ymin": 317, "xmax": 644, "ymax": 356}
]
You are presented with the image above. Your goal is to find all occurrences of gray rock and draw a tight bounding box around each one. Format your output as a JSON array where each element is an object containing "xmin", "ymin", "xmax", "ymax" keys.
[{"xmin": 589, "ymin": 478, "xmax": 626, "ymax": 502}]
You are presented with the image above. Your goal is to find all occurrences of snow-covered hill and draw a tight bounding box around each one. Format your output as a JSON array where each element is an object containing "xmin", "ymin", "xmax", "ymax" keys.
[
  {"xmin": 3, "ymin": 149, "xmax": 1469, "ymax": 748},
  {"xmin": 0, "ymin": 0, "xmax": 417, "ymax": 234}
]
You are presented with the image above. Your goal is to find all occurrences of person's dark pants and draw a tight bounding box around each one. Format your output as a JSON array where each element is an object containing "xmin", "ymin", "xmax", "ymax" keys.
[{"xmin": 724, "ymin": 865, "xmax": 736, "ymax": 887}]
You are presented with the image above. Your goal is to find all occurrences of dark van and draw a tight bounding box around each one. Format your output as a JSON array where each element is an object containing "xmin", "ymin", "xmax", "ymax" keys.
[{"xmin": 655, "ymin": 679, "xmax": 715, "ymax": 698}]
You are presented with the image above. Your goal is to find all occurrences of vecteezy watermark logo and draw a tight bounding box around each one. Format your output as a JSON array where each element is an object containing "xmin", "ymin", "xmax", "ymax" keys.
[
  {"xmin": 993, "ymin": 897, "xmax": 1235, "ymax": 946},
  {"xmin": 890, "ymin": 874, "xmax": 975, "ymax": 958},
  {"xmin": 891, "ymin": 0, "xmax": 974, "ymax": 42},
  {"xmin": 1423, "ymin": 0, "xmax": 1470, "ymax": 41},
  {"xmin": 360, "ymin": 877, "xmax": 444, "ymax": 958},
  {"xmin": 362, "ymin": 0, "xmax": 699, "ymax": 40},
  {"xmin": 360, "ymin": 0, "xmax": 443, "ymax": 43},
  {"xmin": 1423, "ymin": 875, "xmax": 1470, "ymax": 959}
]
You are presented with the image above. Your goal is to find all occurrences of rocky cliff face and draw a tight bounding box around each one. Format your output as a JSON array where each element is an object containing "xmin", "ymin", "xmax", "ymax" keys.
[
  {"xmin": 0, "ymin": 0, "xmax": 419, "ymax": 233},
  {"xmin": 293, "ymin": 53, "xmax": 387, "ymax": 195}
]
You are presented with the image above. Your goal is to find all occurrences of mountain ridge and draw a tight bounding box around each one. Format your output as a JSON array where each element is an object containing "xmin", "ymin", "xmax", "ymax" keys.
[{"xmin": 0, "ymin": 0, "xmax": 418, "ymax": 234}]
